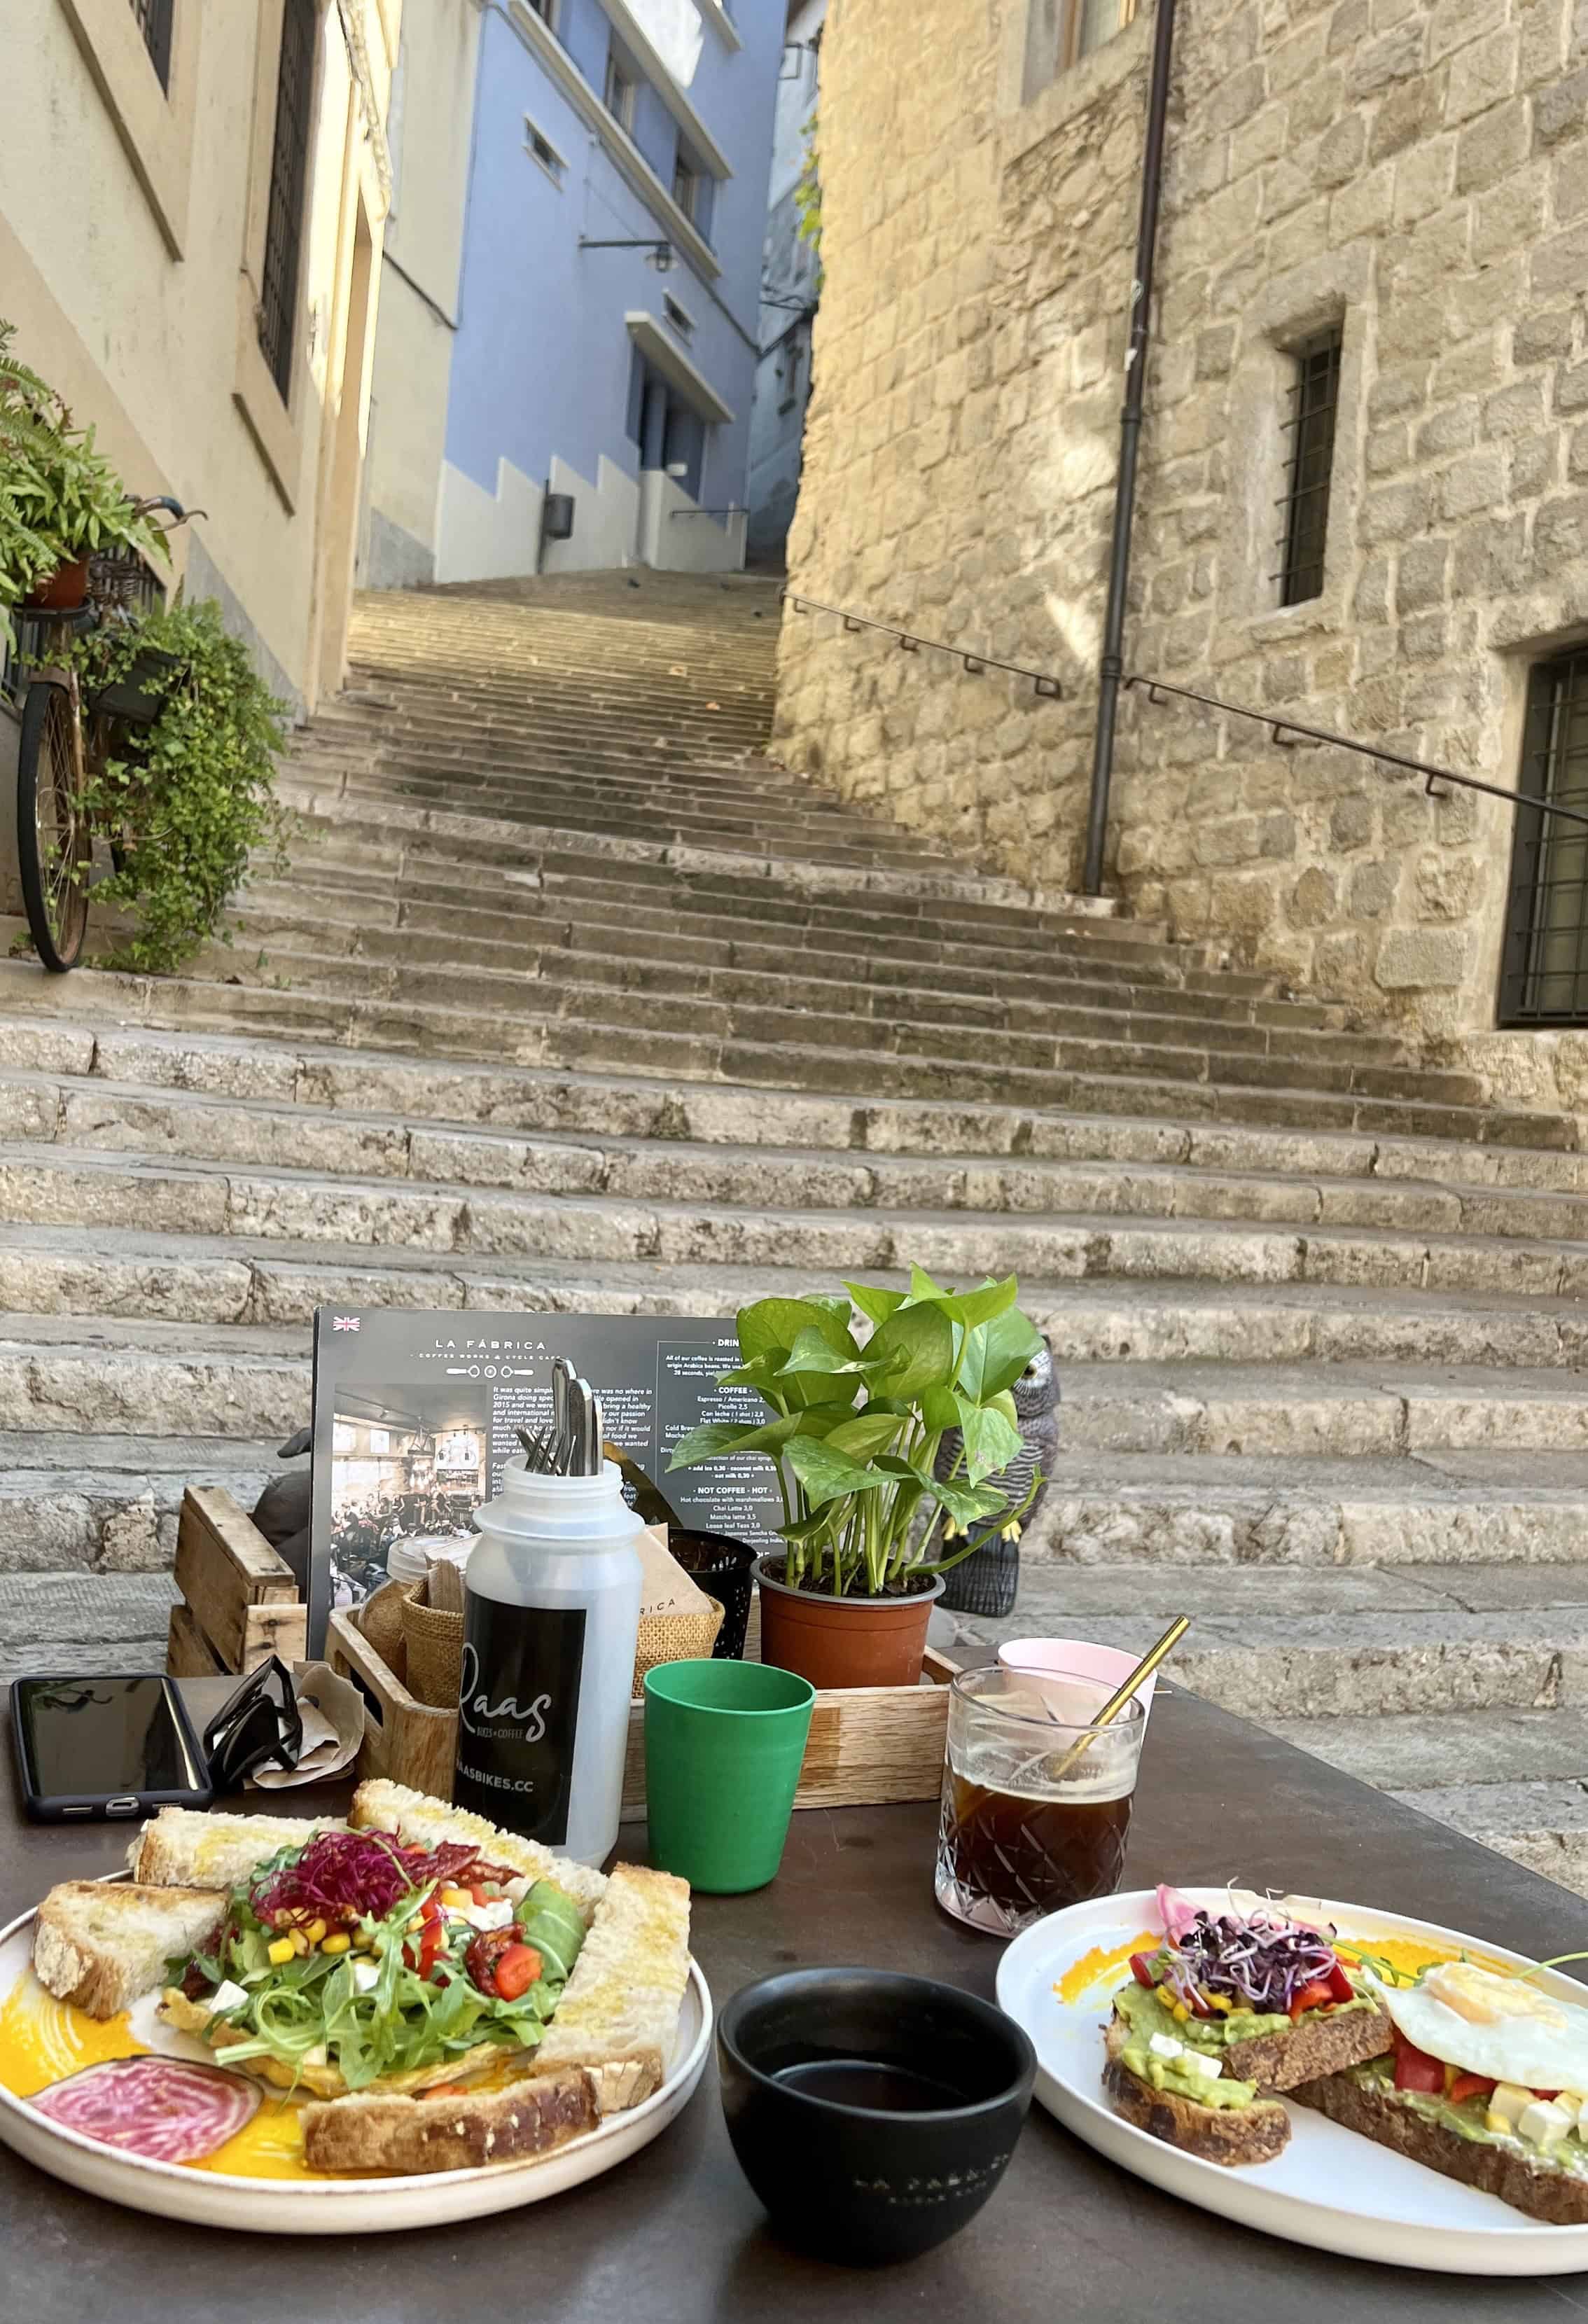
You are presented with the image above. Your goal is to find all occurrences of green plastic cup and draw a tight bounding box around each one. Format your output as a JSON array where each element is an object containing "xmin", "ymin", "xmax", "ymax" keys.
[{"xmin": 643, "ymin": 1659, "xmax": 816, "ymax": 1893}]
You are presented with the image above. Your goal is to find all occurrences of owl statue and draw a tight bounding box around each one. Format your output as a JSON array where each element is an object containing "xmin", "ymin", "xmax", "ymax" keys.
[{"xmin": 934, "ymin": 1337, "xmax": 1059, "ymax": 1615}]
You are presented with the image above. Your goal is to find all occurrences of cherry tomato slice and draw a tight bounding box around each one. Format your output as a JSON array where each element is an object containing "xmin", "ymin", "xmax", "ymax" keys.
[
  {"xmin": 1129, "ymin": 1953, "xmax": 1157, "ymax": 1989},
  {"xmin": 1289, "ymin": 1978, "xmax": 1337, "ymax": 2022},
  {"xmin": 1449, "ymin": 2072, "xmax": 1496, "ymax": 2106},
  {"xmin": 1392, "ymin": 2032, "xmax": 1447, "ymax": 2094},
  {"xmin": 493, "ymin": 1943, "xmax": 543, "ymax": 2002}
]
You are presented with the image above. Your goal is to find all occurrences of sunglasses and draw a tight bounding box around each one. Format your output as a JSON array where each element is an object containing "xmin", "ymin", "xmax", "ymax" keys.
[{"xmin": 202, "ymin": 1656, "xmax": 304, "ymax": 1791}]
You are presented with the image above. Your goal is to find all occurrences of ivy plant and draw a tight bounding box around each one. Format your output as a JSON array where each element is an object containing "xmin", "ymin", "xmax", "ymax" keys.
[
  {"xmin": 0, "ymin": 319, "xmax": 166, "ymax": 647},
  {"xmin": 60, "ymin": 597, "xmax": 293, "ymax": 974},
  {"xmin": 668, "ymin": 1267, "xmax": 1043, "ymax": 1599}
]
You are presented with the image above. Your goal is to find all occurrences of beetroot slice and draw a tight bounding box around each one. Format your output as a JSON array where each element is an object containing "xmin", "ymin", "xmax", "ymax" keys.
[{"xmin": 31, "ymin": 2056, "xmax": 261, "ymax": 2163}]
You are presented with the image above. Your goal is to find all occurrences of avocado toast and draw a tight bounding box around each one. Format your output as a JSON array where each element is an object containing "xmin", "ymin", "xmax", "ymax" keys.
[{"xmin": 1101, "ymin": 1885, "xmax": 1393, "ymax": 2166}]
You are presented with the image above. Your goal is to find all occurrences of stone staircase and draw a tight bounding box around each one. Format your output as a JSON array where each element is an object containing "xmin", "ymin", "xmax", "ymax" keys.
[{"xmin": 1, "ymin": 569, "xmax": 1585, "ymax": 1893}]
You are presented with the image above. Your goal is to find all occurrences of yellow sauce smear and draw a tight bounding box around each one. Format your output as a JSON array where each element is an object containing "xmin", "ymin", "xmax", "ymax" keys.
[
  {"xmin": 0, "ymin": 1974, "xmax": 316, "ymax": 2180},
  {"xmin": 1053, "ymin": 1929, "xmax": 1519, "ymax": 2009}
]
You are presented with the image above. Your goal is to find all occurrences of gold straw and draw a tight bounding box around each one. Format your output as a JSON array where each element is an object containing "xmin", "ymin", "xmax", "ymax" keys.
[{"xmin": 1052, "ymin": 1615, "xmax": 1190, "ymax": 1779}]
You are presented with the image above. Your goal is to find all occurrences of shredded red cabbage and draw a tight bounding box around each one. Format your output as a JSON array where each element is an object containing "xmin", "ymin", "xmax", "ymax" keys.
[
  {"xmin": 1152, "ymin": 1901, "xmax": 1343, "ymax": 2013},
  {"xmin": 249, "ymin": 1830, "xmax": 487, "ymax": 1927}
]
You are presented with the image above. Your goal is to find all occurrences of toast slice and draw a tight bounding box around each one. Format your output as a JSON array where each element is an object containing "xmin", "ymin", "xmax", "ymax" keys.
[
  {"xmin": 1214, "ymin": 1999, "xmax": 1392, "ymax": 2091},
  {"xmin": 1293, "ymin": 2067, "xmax": 1588, "ymax": 2226},
  {"xmin": 301, "ymin": 2068, "xmax": 599, "ymax": 2175},
  {"xmin": 130, "ymin": 1805, "xmax": 323, "ymax": 1893},
  {"xmin": 34, "ymin": 1881, "xmax": 226, "ymax": 2019},
  {"xmin": 348, "ymin": 1780, "xmax": 608, "ymax": 1923},
  {"xmin": 531, "ymin": 1863, "xmax": 691, "ymax": 2113},
  {"xmin": 1102, "ymin": 2014, "xmax": 1290, "ymax": 2166}
]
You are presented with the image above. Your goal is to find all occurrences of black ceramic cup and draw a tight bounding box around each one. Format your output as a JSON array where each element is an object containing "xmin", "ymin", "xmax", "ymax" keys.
[
  {"xmin": 717, "ymin": 1966, "xmax": 1037, "ymax": 2266},
  {"xmin": 668, "ymin": 1528, "xmax": 756, "ymax": 1659}
]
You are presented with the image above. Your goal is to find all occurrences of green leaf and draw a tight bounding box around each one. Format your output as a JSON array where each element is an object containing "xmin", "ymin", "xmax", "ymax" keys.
[
  {"xmin": 737, "ymin": 1297, "xmax": 855, "ymax": 1365},
  {"xmin": 952, "ymin": 1395, "xmax": 1023, "ymax": 1484},
  {"xmin": 776, "ymin": 1325, "xmax": 881, "ymax": 1378},
  {"xmin": 782, "ymin": 1435, "xmax": 893, "ymax": 1510},
  {"xmin": 823, "ymin": 1410, "xmax": 905, "ymax": 1461},
  {"xmin": 864, "ymin": 1299, "xmax": 956, "ymax": 1398},
  {"xmin": 959, "ymin": 1307, "xmax": 1043, "ymax": 1403},
  {"xmin": 943, "ymin": 1274, "xmax": 1019, "ymax": 1329},
  {"xmin": 918, "ymin": 1382, "xmax": 961, "ymax": 1435},
  {"xmin": 665, "ymin": 1414, "xmax": 803, "ymax": 1469},
  {"xmin": 905, "ymin": 1262, "xmax": 949, "ymax": 1304},
  {"xmin": 921, "ymin": 1472, "xmax": 1008, "ymax": 1527},
  {"xmin": 844, "ymin": 1279, "xmax": 907, "ymax": 1325}
]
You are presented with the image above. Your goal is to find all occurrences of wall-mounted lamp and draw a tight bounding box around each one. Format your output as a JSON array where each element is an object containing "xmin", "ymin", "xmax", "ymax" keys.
[{"xmin": 578, "ymin": 236, "xmax": 674, "ymax": 272}]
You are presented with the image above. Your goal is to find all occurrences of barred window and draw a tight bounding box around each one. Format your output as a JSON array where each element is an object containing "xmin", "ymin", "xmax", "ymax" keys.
[
  {"xmin": 128, "ymin": 0, "xmax": 174, "ymax": 90},
  {"xmin": 1278, "ymin": 326, "xmax": 1343, "ymax": 606},
  {"xmin": 1500, "ymin": 648, "xmax": 1588, "ymax": 1025},
  {"xmin": 258, "ymin": 0, "xmax": 317, "ymax": 401}
]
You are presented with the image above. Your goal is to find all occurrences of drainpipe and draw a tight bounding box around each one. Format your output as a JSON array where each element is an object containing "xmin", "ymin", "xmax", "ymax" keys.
[{"xmin": 1082, "ymin": 0, "xmax": 1180, "ymax": 898}]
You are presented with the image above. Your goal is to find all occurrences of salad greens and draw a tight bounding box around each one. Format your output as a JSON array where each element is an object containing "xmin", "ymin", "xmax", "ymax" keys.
[{"xmin": 175, "ymin": 1844, "xmax": 587, "ymax": 2093}]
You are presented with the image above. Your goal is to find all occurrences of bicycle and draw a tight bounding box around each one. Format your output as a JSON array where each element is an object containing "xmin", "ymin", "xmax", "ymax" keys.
[{"xmin": 11, "ymin": 496, "xmax": 195, "ymax": 971}]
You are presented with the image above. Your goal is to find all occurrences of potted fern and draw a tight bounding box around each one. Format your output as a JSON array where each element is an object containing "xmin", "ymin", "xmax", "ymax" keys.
[{"xmin": 667, "ymin": 1268, "xmax": 1045, "ymax": 1689}]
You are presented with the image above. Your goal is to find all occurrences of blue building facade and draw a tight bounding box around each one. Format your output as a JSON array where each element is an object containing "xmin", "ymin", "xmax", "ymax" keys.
[{"xmin": 437, "ymin": 0, "xmax": 783, "ymax": 580}]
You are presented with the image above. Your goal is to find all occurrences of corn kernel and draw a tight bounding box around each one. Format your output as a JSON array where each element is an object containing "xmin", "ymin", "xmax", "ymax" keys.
[
  {"xmin": 321, "ymin": 1933, "xmax": 351, "ymax": 1954},
  {"xmin": 1171, "ymin": 2001, "xmax": 1191, "ymax": 2024},
  {"xmin": 305, "ymin": 1918, "xmax": 328, "ymax": 1946},
  {"xmin": 289, "ymin": 1928, "xmax": 310, "ymax": 1956},
  {"xmin": 1486, "ymin": 2111, "xmax": 1510, "ymax": 2136},
  {"xmin": 439, "ymin": 1886, "xmax": 473, "ymax": 1910},
  {"xmin": 267, "ymin": 1937, "xmax": 295, "ymax": 1966},
  {"xmin": 352, "ymin": 1930, "xmax": 374, "ymax": 1951}
]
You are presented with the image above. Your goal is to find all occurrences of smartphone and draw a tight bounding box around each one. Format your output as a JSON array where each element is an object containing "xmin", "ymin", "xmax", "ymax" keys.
[{"xmin": 11, "ymin": 1674, "xmax": 214, "ymax": 1823}]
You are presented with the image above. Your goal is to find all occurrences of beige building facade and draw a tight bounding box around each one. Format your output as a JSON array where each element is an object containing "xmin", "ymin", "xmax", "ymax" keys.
[
  {"xmin": 775, "ymin": 0, "xmax": 1588, "ymax": 1067},
  {"xmin": 2, "ymin": 0, "xmax": 401, "ymax": 713}
]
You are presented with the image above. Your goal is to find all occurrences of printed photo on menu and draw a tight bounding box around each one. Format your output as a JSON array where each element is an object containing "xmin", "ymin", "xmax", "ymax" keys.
[{"xmin": 307, "ymin": 1309, "xmax": 782, "ymax": 1652}]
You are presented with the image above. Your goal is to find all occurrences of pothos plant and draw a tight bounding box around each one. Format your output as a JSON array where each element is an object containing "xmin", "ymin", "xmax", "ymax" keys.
[
  {"xmin": 59, "ymin": 597, "xmax": 293, "ymax": 974},
  {"xmin": 0, "ymin": 319, "xmax": 166, "ymax": 646},
  {"xmin": 668, "ymin": 1268, "xmax": 1044, "ymax": 1599}
]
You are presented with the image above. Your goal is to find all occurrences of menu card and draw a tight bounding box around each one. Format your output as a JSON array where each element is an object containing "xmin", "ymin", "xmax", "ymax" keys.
[{"xmin": 307, "ymin": 1308, "xmax": 779, "ymax": 1652}]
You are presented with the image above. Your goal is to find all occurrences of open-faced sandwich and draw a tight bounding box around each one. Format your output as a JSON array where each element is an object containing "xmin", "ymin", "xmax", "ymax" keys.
[
  {"xmin": 1293, "ymin": 1956, "xmax": 1588, "ymax": 2226},
  {"xmin": 1101, "ymin": 1884, "xmax": 1393, "ymax": 2168},
  {"xmin": 22, "ymin": 1779, "xmax": 690, "ymax": 2178}
]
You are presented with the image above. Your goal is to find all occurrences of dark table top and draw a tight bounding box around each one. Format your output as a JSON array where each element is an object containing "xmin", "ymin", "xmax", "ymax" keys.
[{"xmin": 5, "ymin": 1683, "xmax": 1588, "ymax": 2320}]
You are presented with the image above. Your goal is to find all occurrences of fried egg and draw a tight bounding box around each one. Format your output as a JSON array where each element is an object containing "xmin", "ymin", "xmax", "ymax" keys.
[{"xmin": 1368, "ymin": 1960, "xmax": 1588, "ymax": 2092}]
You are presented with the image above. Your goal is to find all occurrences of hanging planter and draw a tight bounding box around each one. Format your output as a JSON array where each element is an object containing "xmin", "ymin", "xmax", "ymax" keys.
[{"xmin": 24, "ymin": 557, "xmax": 91, "ymax": 612}]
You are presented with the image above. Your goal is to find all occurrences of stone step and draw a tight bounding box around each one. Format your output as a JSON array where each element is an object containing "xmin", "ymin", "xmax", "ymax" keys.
[
  {"xmin": 13, "ymin": 1139, "xmax": 1588, "ymax": 1302},
  {"xmin": 5, "ymin": 1218, "xmax": 1587, "ymax": 1372},
  {"xmin": 1023, "ymin": 1450, "xmax": 1588, "ymax": 1566},
  {"xmin": 0, "ymin": 1431, "xmax": 284, "ymax": 1572},
  {"xmin": 198, "ymin": 931, "xmax": 1419, "ymax": 1081},
  {"xmin": 3, "ymin": 1307, "xmax": 1584, "ymax": 1461},
  {"xmin": 233, "ymin": 886, "xmax": 1366, "ymax": 1039},
  {"xmin": 20, "ymin": 1063, "xmax": 1582, "ymax": 1244},
  {"xmin": 0, "ymin": 1571, "xmax": 179, "ymax": 1682},
  {"xmin": 940, "ymin": 1560, "xmax": 1588, "ymax": 1720},
  {"xmin": 2, "ymin": 1015, "xmax": 1577, "ymax": 1192}
]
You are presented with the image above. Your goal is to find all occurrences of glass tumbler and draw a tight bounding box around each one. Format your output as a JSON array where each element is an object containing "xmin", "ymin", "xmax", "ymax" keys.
[{"xmin": 934, "ymin": 1666, "xmax": 1145, "ymax": 1936}]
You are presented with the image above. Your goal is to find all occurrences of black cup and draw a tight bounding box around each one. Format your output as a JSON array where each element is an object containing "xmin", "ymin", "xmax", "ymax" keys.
[
  {"xmin": 669, "ymin": 1528, "xmax": 756, "ymax": 1659},
  {"xmin": 717, "ymin": 1967, "xmax": 1036, "ymax": 2266}
]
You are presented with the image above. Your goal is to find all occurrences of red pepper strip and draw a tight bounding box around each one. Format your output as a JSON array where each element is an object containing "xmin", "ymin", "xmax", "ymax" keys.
[
  {"xmin": 1129, "ymin": 1954, "xmax": 1157, "ymax": 1989},
  {"xmin": 1393, "ymin": 2033, "xmax": 1447, "ymax": 2094},
  {"xmin": 1289, "ymin": 1979, "xmax": 1337, "ymax": 2022},
  {"xmin": 1325, "ymin": 1960, "xmax": 1356, "ymax": 2003},
  {"xmin": 1449, "ymin": 2073, "xmax": 1496, "ymax": 2106}
]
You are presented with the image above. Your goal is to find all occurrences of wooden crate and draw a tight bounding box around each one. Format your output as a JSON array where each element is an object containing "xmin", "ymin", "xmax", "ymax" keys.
[
  {"xmin": 166, "ymin": 1487, "xmax": 307, "ymax": 1678},
  {"xmin": 327, "ymin": 1601, "xmax": 957, "ymax": 1816}
]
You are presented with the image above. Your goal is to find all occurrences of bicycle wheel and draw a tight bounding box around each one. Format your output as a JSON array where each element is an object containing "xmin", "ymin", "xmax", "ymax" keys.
[{"xmin": 17, "ymin": 680, "xmax": 90, "ymax": 972}]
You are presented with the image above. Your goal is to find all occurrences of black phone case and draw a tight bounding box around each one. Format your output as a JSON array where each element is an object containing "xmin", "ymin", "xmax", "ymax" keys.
[{"xmin": 10, "ymin": 1675, "xmax": 215, "ymax": 1823}]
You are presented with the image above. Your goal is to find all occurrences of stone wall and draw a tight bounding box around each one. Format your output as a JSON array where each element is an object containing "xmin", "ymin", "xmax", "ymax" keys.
[{"xmin": 776, "ymin": 0, "xmax": 1588, "ymax": 1035}]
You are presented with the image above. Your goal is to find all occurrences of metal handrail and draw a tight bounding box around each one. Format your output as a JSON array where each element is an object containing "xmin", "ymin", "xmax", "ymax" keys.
[
  {"xmin": 1125, "ymin": 672, "xmax": 1588, "ymax": 834},
  {"xmin": 782, "ymin": 591, "xmax": 1064, "ymax": 697},
  {"xmin": 781, "ymin": 586, "xmax": 1588, "ymax": 833}
]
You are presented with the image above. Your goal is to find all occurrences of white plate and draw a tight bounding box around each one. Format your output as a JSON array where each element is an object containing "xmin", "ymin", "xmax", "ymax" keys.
[
  {"xmin": 996, "ymin": 1887, "xmax": 1588, "ymax": 2277},
  {"xmin": 0, "ymin": 1904, "xmax": 711, "ymax": 2234}
]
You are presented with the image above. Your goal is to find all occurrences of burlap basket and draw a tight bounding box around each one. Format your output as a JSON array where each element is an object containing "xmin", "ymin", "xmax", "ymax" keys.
[
  {"xmin": 402, "ymin": 1592, "xmax": 466, "ymax": 1710},
  {"xmin": 388, "ymin": 1586, "xmax": 726, "ymax": 1710},
  {"xmin": 358, "ymin": 1575, "xmax": 417, "ymax": 1683},
  {"xmin": 634, "ymin": 1597, "xmax": 723, "ymax": 1684}
]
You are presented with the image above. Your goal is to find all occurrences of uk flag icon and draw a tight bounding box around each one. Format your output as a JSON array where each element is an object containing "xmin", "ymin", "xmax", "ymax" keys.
[{"xmin": 331, "ymin": 1316, "xmax": 361, "ymax": 1331}]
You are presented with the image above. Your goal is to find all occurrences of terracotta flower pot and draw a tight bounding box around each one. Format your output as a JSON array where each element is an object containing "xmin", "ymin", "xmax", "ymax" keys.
[
  {"xmin": 25, "ymin": 557, "xmax": 91, "ymax": 612},
  {"xmin": 753, "ymin": 1555, "xmax": 945, "ymax": 1690}
]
